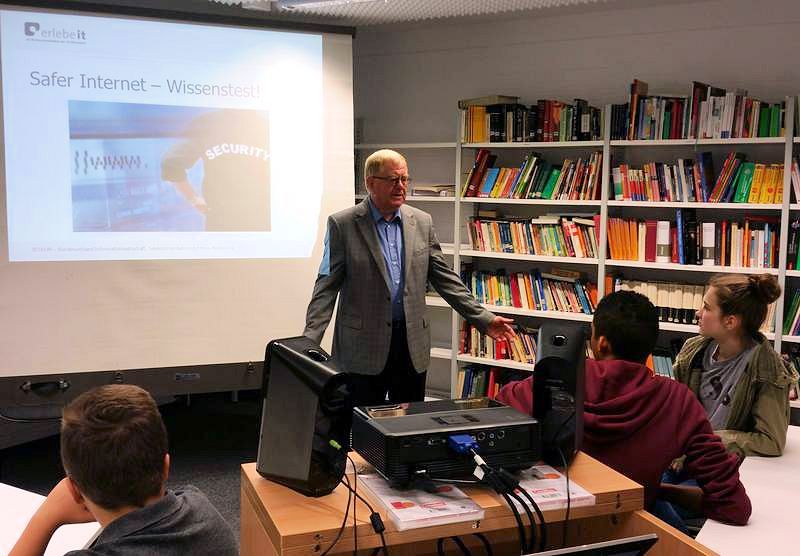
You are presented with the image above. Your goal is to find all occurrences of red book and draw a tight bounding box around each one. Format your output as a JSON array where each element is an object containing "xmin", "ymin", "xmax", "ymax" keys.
[
  {"xmin": 691, "ymin": 161, "xmax": 704, "ymax": 204},
  {"xmin": 464, "ymin": 150, "xmax": 491, "ymax": 197},
  {"xmin": 644, "ymin": 220, "xmax": 657, "ymax": 262},
  {"xmin": 593, "ymin": 214, "xmax": 602, "ymax": 251},
  {"xmin": 670, "ymin": 226, "xmax": 679, "ymax": 263},
  {"xmin": 496, "ymin": 339, "xmax": 509, "ymax": 360},
  {"xmin": 486, "ymin": 370, "xmax": 497, "ymax": 400},
  {"xmin": 509, "ymin": 273, "xmax": 522, "ymax": 308}
]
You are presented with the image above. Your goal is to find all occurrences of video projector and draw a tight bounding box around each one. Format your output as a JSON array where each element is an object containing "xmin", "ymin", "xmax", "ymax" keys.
[
  {"xmin": 350, "ymin": 322, "xmax": 586, "ymax": 487},
  {"xmin": 351, "ymin": 398, "xmax": 540, "ymax": 487}
]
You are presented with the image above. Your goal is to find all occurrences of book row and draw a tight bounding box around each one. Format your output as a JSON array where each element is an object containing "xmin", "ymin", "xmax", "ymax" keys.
[
  {"xmin": 455, "ymin": 365, "xmax": 528, "ymax": 399},
  {"xmin": 611, "ymin": 155, "xmax": 783, "ymax": 204},
  {"xmin": 459, "ymin": 322, "xmax": 538, "ymax": 364},
  {"xmin": 466, "ymin": 215, "xmax": 599, "ymax": 258},
  {"xmin": 461, "ymin": 267, "xmax": 598, "ymax": 315},
  {"xmin": 607, "ymin": 213, "xmax": 779, "ymax": 269},
  {"xmin": 612, "ymin": 278, "xmax": 706, "ymax": 325},
  {"xmin": 782, "ymin": 290, "xmax": 800, "ymax": 337},
  {"xmin": 462, "ymin": 149, "xmax": 603, "ymax": 200},
  {"xmin": 611, "ymin": 79, "xmax": 784, "ymax": 141},
  {"xmin": 458, "ymin": 95, "xmax": 603, "ymax": 143}
]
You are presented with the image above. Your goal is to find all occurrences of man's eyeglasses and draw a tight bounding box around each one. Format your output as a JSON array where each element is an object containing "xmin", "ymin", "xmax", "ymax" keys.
[{"xmin": 371, "ymin": 175, "xmax": 411, "ymax": 186}]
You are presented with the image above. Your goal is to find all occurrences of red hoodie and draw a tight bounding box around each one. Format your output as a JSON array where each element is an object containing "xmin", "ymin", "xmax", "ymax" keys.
[{"xmin": 496, "ymin": 358, "xmax": 751, "ymax": 525}]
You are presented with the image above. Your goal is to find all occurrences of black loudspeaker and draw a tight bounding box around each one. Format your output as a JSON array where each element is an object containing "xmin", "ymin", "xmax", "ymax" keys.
[
  {"xmin": 256, "ymin": 336, "xmax": 352, "ymax": 497},
  {"xmin": 533, "ymin": 322, "xmax": 586, "ymax": 466}
]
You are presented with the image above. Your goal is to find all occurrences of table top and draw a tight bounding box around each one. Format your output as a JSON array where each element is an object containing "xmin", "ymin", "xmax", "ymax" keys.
[
  {"xmin": 0, "ymin": 482, "xmax": 100, "ymax": 555},
  {"xmin": 695, "ymin": 425, "xmax": 800, "ymax": 554},
  {"xmin": 241, "ymin": 451, "xmax": 643, "ymax": 553}
]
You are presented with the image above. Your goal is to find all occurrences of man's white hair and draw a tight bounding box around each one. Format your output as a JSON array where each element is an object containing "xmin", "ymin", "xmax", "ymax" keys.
[{"xmin": 364, "ymin": 149, "xmax": 407, "ymax": 181}]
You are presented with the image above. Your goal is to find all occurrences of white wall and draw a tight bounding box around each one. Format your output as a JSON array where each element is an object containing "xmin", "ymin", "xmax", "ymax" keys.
[{"xmin": 353, "ymin": 0, "xmax": 800, "ymax": 142}]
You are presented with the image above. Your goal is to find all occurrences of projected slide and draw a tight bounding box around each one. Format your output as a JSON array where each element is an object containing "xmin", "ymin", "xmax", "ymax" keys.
[
  {"xmin": 1, "ymin": 9, "xmax": 322, "ymax": 260},
  {"xmin": 70, "ymin": 102, "xmax": 270, "ymax": 233}
]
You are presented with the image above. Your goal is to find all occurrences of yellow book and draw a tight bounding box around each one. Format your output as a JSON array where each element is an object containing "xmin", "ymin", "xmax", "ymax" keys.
[
  {"xmin": 759, "ymin": 164, "xmax": 777, "ymax": 204},
  {"xmin": 748, "ymin": 164, "xmax": 766, "ymax": 203},
  {"xmin": 772, "ymin": 163, "xmax": 785, "ymax": 204},
  {"xmin": 489, "ymin": 275, "xmax": 499, "ymax": 305},
  {"xmin": 490, "ymin": 168, "xmax": 508, "ymax": 198}
]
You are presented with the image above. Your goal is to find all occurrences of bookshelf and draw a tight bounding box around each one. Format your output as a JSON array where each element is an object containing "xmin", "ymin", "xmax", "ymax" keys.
[
  {"xmin": 447, "ymin": 99, "xmax": 798, "ymax": 398},
  {"xmin": 356, "ymin": 99, "xmax": 800, "ymax": 399}
]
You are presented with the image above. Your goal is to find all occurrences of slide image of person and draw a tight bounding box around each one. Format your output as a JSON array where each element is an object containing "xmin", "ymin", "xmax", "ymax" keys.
[{"xmin": 69, "ymin": 101, "xmax": 270, "ymax": 232}]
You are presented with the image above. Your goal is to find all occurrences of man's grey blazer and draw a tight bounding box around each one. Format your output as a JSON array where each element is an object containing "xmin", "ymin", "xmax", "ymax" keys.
[{"xmin": 303, "ymin": 199, "xmax": 494, "ymax": 375}]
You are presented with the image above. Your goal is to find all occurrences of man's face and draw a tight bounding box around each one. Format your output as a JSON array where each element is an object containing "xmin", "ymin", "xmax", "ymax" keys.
[{"xmin": 366, "ymin": 158, "xmax": 408, "ymax": 215}]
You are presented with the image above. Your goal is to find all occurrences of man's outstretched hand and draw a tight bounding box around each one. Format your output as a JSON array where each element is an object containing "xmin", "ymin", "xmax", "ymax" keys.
[{"xmin": 486, "ymin": 316, "xmax": 515, "ymax": 342}]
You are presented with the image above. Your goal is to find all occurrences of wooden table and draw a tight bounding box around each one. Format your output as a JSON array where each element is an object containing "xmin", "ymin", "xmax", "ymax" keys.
[{"xmin": 241, "ymin": 452, "xmax": 715, "ymax": 555}]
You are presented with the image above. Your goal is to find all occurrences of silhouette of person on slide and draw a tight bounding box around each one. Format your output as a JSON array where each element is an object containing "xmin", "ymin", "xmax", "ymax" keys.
[{"xmin": 161, "ymin": 109, "xmax": 270, "ymax": 231}]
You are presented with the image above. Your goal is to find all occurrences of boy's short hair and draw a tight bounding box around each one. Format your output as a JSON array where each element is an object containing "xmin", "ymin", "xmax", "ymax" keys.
[
  {"xmin": 60, "ymin": 384, "xmax": 167, "ymax": 510},
  {"xmin": 593, "ymin": 290, "xmax": 659, "ymax": 363}
]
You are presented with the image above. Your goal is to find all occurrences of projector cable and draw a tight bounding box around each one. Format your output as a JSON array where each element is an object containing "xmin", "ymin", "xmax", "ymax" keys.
[
  {"xmin": 321, "ymin": 474, "xmax": 352, "ymax": 556},
  {"xmin": 469, "ymin": 449, "xmax": 530, "ymax": 554},
  {"xmin": 345, "ymin": 454, "xmax": 389, "ymax": 555},
  {"xmin": 436, "ymin": 535, "xmax": 471, "ymax": 556}
]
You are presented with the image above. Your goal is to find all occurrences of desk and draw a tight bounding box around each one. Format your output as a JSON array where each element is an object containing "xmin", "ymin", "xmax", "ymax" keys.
[
  {"xmin": 696, "ymin": 425, "xmax": 800, "ymax": 554},
  {"xmin": 241, "ymin": 453, "xmax": 713, "ymax": 555},
  {"xmin": 0, "ymin": 483, "xmax": 100, "ymax": 555}
]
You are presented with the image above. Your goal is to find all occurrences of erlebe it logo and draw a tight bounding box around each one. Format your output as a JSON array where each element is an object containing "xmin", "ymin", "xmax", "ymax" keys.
[{"xmin": 23, "ymin": 20, "xmax": 87, "ymax": 43}]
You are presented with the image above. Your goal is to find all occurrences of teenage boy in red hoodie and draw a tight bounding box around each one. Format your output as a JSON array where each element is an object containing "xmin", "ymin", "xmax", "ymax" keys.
[{"xmin": 497, "ymin": 290, "xmax": 751, "ymax": 526}]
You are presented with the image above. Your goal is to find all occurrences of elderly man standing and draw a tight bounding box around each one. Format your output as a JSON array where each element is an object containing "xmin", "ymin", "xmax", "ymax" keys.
[{"xmin": 304, "ymin": 149, "xmax": 515, "ymax": 405}]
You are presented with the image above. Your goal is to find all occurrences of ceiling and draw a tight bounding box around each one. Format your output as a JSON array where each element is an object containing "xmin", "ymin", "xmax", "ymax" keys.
[{"xmin": 210, "ymin": 0, "xmax": 622, "ymax": 27}]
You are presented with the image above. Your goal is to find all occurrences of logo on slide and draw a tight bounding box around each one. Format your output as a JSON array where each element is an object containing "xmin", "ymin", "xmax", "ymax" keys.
[{"xmin": 23, "ymin": 21, "xmax": 86, "ymax": 43}]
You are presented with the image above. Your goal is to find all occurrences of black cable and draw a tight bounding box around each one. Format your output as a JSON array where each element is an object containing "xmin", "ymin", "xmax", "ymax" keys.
[
  {"xmin": 500, "ymin": 491, "xmax": 528, "ymax": 554},
  {"xmin": 472, "ymin": 533, "xmax": 493, "ymax": 556},
  {"xmin": 320, "ymin": 475, "xmax": 353, "ymax": 556},
  {"xmin": 506, "ymin": 490, "xmax": 535, "ymax": 553},
  {"xmin": 436, "ymin": 536, "xmax": 472, "ymax": 556},
  {"xmin": 516, "ymin": 485, "xmax": 547, "ymax": 552},
  {"xmin": 344, "ymin": 455, "xmax": 389, "ymax": 556}
]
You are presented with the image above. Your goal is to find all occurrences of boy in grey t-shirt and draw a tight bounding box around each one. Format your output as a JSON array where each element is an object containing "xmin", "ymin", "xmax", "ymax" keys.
[{"xmin": 10, "ymin": 385, "xmax": 236, "ymax": 556}]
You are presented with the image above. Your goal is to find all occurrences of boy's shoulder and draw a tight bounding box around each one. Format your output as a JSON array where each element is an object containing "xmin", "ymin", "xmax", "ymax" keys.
[{"xmin": 66, "ymin": 486, "xmax": 237, "ymax": 556}]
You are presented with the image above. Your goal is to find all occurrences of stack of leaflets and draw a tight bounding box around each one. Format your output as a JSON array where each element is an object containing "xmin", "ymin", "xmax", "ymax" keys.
[
  {"xmin": 512, "ymin": 465, "xmax": 595, "ymax": 511},
  {"xmin": 358, "ymin": 474, "xmax": 485, "ymax": 531}
]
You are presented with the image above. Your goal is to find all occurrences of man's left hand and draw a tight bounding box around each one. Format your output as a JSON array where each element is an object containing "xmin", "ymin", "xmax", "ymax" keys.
[{"xmin": 486, "ymin": 316, "xmax": 515, "ymax": 342}]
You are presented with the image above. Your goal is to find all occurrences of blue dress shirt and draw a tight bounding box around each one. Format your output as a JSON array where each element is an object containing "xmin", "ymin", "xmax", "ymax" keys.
[{"xmin": 367, "ymin": 198, "xmax": 405, "ymax": 322}]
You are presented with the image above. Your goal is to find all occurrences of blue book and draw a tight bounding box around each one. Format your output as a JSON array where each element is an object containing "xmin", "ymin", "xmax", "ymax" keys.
[
  {"xmin": 534, "ymin": 271, "xmax": 547, "ymax": 311},
  {"xmin": 696, "ymin": 152, "xmax": 715, "ymax": 202},
  {"xmin": 574, "ymin": 280, "xmax": 591, "ymax": 314},
  {"xmin": 462, "ymin": 367, "xmax": 473, "ymax": 398},
  {"xmin": 479, "ymin": 168, "xmax": 500, "ymax": 197},
  {"xmin": 676, "ymin": 209, "xmax": 685, "ymax": 264}
]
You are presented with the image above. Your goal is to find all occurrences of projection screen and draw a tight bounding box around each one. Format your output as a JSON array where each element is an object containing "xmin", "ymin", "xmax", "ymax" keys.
[{"xmin": 0, "ymin": 5, "xmax": 354, "ymax": 381}]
